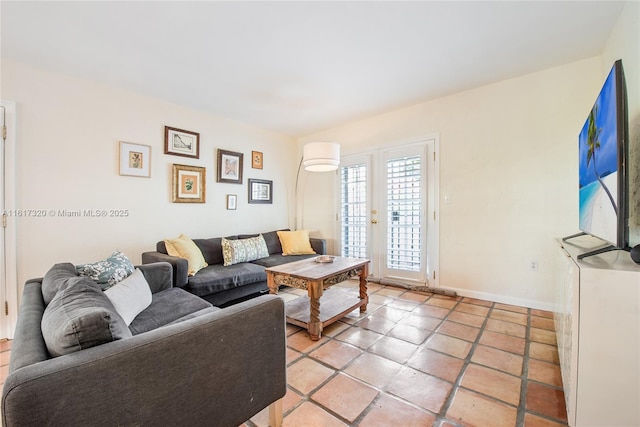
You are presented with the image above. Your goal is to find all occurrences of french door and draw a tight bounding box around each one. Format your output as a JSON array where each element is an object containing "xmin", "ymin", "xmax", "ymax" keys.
[{"xmin": 338, "ymin": 138, "xmax": 439, "ymax": 287}]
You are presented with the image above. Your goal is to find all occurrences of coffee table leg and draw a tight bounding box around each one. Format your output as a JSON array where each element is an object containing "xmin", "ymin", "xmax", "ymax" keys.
[
  {"xmin": 359, "ymin": 263, "xmax": 369, "ymax": 312},
  {"xmin": 308, "ymin": 280, "xmax": 323, "ymax": 340},
  {"xmin": 267, "ymin": 272, "xmax": 278, "ymax": 295}
]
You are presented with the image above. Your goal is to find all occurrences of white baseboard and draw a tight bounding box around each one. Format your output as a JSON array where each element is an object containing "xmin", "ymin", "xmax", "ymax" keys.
[{"xmin": 445, "ymin": 286, "xmax": 555, "ymax": 312}]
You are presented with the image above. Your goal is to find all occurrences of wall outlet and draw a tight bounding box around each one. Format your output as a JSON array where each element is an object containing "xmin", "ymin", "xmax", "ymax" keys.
[{"xmin": 529, "ymin": 260, "xmax": 538, "ymax": 271}]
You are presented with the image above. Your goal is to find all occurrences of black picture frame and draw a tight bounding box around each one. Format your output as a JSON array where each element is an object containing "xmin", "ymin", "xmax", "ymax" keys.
[{"xmin": 248, "ymin": 179, "xmax": 272, "ymax": 204}]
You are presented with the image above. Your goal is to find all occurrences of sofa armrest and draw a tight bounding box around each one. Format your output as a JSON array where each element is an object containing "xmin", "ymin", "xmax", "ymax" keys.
[
  {"xmin": 310, "ymin": 237, "xmax": 326, "ymax": 255},
  {"xmin": 141, "ymin": 251, "xmax": 189, "ymax": 287},
  {"xmin": 2, "ymin": 295, "xmax": 286, "ymax": 427},
  {"xmin": 135, "ymin": 262, "xmax": 173, "ymax": 293}
]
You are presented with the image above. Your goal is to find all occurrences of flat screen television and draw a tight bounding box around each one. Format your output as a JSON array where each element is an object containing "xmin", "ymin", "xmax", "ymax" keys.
[{"xmin": 564, "ymin": 59, "xmax": 629, "ymax": 259}]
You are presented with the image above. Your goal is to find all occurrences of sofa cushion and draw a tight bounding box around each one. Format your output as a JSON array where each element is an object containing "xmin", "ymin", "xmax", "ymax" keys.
[
  {"xmin": 251, "ymin": 253, "xmax": 318, "ymax": 268},
  {"xmin": 185, "ymin": 263, "xmax": 266, "ymax": 297},
  {"xmin": 277, "ymin": 230, "xmax": 317, "ymax": 255},
  {"xmin": 104, "ymin": 268, "xmax": 153, "ymax": 325},
  {"xmin": 164, "ymin": 234, "xmax": 208, "ymax": 276},
  {"xmin": 76, "ymin": 251, "xmax": 135, "ymax": 291},
  {"xmin": 221, "ymin": 235, "xmax": 269, "ymax": 266},
  {"xmin": 128, "ymin": 287, "xmax": 214, "ymax": 335},
  {"xmin": 41, "ymin": 278, "xmax": 132, "ymax": 357},
  {"xmin": 239, "ymin": 229, "xmax": 286, "ymax": 255},
  {"xmin": 42, "ymin": 262, "xmax": 79, "ymax": 305}
]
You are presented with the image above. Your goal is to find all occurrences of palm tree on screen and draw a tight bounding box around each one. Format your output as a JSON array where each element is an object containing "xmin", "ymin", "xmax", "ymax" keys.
[{"xmin": 586, "ymin": 106, "xmax": 617, "ymax": 215}]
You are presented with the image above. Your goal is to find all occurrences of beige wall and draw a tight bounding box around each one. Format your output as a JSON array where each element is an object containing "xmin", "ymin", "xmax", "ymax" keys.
[
  {"xmin": 300, "ymin": 57, "xmax": 604, "ymax": 309},
  {"xmin": 3, "ymin": 60, "xmax": 295, "ymax": 292}
]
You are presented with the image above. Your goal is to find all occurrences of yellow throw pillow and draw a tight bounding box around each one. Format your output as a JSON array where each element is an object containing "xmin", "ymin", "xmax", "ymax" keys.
[
  {"xmin": 277, "ymin": 230, "xmax": 316, "ymax": 256},
  {"xmin": 164, "ymin": 234, "xmax": 208, "ymax": 276}
]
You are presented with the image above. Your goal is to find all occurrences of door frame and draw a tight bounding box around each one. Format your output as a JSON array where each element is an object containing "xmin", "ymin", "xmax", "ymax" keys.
[
  {"xmin": 336, "ymin": 135, "xmax": 440, "ymax": 288},
  {"xmin": 1, "ymin": 100, "xmax": 18, "ymax": 339}
]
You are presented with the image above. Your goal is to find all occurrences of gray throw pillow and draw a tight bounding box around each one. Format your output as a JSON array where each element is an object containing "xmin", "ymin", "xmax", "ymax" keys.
[
  {"xmin": 41, "ymin": 277, "xmax": 132, "ymax": 357},
  {"xmin": 41, "ymin": 262, "xmax": 79, "ymax": 305}
]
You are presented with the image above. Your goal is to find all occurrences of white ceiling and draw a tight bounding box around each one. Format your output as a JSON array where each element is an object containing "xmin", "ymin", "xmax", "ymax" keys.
[{"xmin": 1, "ymin": 1, "xmax": 626, "ymax": 137}]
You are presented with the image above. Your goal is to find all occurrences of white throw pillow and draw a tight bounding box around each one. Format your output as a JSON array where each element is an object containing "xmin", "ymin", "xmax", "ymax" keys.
[{"xmin": 104, "ymin": 268, "xmax": 152, "ymax": 325}]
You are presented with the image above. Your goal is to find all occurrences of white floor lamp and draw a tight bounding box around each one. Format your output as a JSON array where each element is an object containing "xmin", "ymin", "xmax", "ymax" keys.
[{"xmin": 294, "ymin": 142, "xmax": 340, "ymax": 230}]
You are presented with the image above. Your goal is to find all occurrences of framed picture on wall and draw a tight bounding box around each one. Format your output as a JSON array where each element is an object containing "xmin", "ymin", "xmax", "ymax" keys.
[
  {"xmin": 172, "ymin": 164, "xmax": 206, "ymax": 203},
  {"xmin": 248, "ymin": 179, "xmax": 272, "ymax": 204},
  {"xmin": 164, "ymin": 126, "xmax": 200, "ymax": 159},
  {"xmin": 251, "ymin": 151, "xmax": 263, "ymax": 169},
  {"xmin": 119, "ymin": 141, "xmax": 151, "ymax": 177},
  {"xmin": 226, "ymin": 194, "xmax": 237, "ymax": 210},
  {"xmin": 217, "ymin": 149, "xmax": 243, "ymax": 184}
]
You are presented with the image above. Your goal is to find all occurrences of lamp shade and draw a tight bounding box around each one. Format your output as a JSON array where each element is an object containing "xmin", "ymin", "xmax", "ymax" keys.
[{"xmin": 303, "ymin": 142, "xmax": 340, "ymax": 172}]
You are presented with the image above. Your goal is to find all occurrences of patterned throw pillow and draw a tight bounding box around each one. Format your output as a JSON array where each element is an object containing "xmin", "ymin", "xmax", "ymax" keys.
[
  {"xmin": 76, "ymin": 251, "xmax": 135, "ymax": 290},
  {"xmin": 221, "ymin": 235, "xmax": 270, "ymax": 266}
]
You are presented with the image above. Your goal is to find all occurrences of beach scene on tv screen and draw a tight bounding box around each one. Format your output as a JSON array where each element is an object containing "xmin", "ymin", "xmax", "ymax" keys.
[{"xmin": 578, "ymin": 66, "xmax": 619, "ymax": 245}]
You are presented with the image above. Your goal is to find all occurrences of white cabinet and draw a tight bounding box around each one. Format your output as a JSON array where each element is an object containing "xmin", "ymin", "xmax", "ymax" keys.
[{"xmin": 553, "ymin": 236, "xmax": 640, "ymax": 427}]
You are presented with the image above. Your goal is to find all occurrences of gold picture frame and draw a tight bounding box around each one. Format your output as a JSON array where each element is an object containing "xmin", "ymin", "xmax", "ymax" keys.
[
  {"xmin": 251, "ymin": 151, "xmax": 263, "ymax": 169},
  {"xmin": 172, "ymin": 164, "xmax": 206, "ymax": 203},
  {"xmin": 119, "ymin": 141, "xmax": 151, "ymax": 177}
]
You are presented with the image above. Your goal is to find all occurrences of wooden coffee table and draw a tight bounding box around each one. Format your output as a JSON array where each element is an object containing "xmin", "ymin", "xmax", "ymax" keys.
[{"xmin": 266, "ymin": 256, "xmax": 370, "ymax": 340}]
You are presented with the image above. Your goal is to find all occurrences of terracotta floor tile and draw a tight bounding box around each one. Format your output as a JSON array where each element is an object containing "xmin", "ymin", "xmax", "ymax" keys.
[
  {"xmin": 391, "ymin": 297, "xmax": 422, "ymax": 310},
  {"xmin": 455, "ymin": 302, "xmax": 490, "ymax": 317},
  {"xmin": 286, "ymin": 324, "xmax": 302, "ymax": 336},
  {"xmin": 530, "ymin": 309, "xmax": 554, "ymax": 319},
  {"xmin": 398, "ymin": 313, "xmax": 443, "ymax": 331},
  {"xmin": 356, "ymin": 315, "xmax": 397, "ymax": 334},
  {"xmin": 471, "ymin": 344, "xmax": 523, "ymax": 376},
  {"xmin": 0, "ymin": 340, "xmax": 12, "ymax": 352},
  {"xmin": 490, "ymin": 309, "xmax": 528, "ymax": 326},
  {"xmin": 343, "ymin": 352, "xmax": 403, "ymax": 389},
  {"xmin": 387, "ymin": 366, "xmax": 453, "ymax": 413},
  {"xmin": 1, "ymin": 350, "xmax": 11, "ymax": 366},
  {"xmin": 460, "ymin": 364, "xmax": 522, "ymax": 405},
  {"xmin": 485, "ymin": 318, "xmax": 526, "ymax": 338},
  {"xmin": 368, "ymin": 293, "xmax": 396, "ymax": 306},
  {"xmin": 461, "ymin": 297, "xmax": 493, "ymax": 307},
  {"xmin": 412, "ymin": 304, "xmax": 451, "ymax": 319},
  {"xmin": 387, "ymin": 323, "xmax": 431, "ymax": 345},
  {"xmin": 531, "ymin": 316, "xmax": 555, "ymax": 331},
  {"xmin": 426, "ymin": 333, "xmax": 473, "ymax": 359},
  {"xmin": 373, "ymin": 306, "xmax": 411, "ymax": 323},
  {"xmin": 374, "ymin": 287, "xmax": 405, "ymax": 298},
  {"xmin": 447, "ymin": 388, "xmax": 518, "ymax": 427},
  {"xmin": 249, "ymin": 388, "xmax": 302, "ymax": 427},
  {"xmin": 283, "ymin": 401, "xmax": 348, "ymax": 427},
  {"xmin": 368, "ymin": 336, "xmax": 418, "ymax": 364},
  {"xmin": 526, "ymin": 382, "xmax": 567, "ymax": 422},
  {"xmin": 479, "ymin": 329, "xmax": 526, "ymax": 355},
  {"xmin": 494, "ymin": 303, "xmax": 529, "ymax": 314},
  {"xmin": 407, "ymin": 347, "xmax": 465, "ymax": 383},
  {"xmin": 311, "ymin": 373, "xmax": 378, "ymax": 423},
  {"xmin": 286, "ymin": 347, "xmax": 303, "ymax": 365},
  {"xmin": 425, "ymin": 297, "xmax": 458, "ymax": 309},
  {"xmin": 336, "ymin": 326, "xmax": 383, "ymax": 349},
  {"xmin": 309, "ymin": 340, "xmax": 362, "ymax": 370},
  {"xmin": 447, "ymin": 311, "xmax": 486, "ymax": 328},
  {"xmin": 320, "ymin": 321, "xmax": 351, "ymax": 338},
  {"xmin": 359, "ymin": 393, "xmax": 436, "ymax": 427},
  {"xmin": 528, "ymin": 359, "xmax": 563, "ymax": 387},
  {"xmin": 524, "ymin": 412, "xmax": 569, "ymax": 427},
  {"xmin": 287, "ymin": 357, "xmax": 335, "ymax": 394},
  {"xmin": 287, "ymin": 330, "xmax": 328, "ymax": 353},
  {"xmin": 529, "ymin": 342, "xmax": 560, "ymax": 364},
  {"xmin": 437, "ymin": 320, "xmax": 481, "ymax": 342},
  {"xmin": 530, "ymin": 327, "xmax": 557, "ymax": 345},
  {"xmin": 397, "ymin": 292, "xmax": 430, "ymax": 304}
]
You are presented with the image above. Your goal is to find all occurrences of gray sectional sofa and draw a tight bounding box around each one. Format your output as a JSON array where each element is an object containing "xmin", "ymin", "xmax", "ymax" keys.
[
  {"xmin": 142, "ymin": 229, "xmax": 326, "ymax": 306},
  {"xmin": 2, "ymin": 261, "xmax": 286, "ymax": 427}
]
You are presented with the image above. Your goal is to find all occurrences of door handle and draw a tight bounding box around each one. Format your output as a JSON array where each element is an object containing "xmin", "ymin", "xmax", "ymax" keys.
[{"xmin": 371, "ymin": 219, "xmax": 378, "ymax": 224}]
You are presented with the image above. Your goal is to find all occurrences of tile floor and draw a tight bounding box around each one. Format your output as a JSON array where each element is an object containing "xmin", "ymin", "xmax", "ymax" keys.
[
  {"xmin": 0, "ymin": 282, "xmax": 568, "ymax": 427},
  {"xmin": 245, "ymin": 281, "xmax": 568, "ymax": 427}
]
